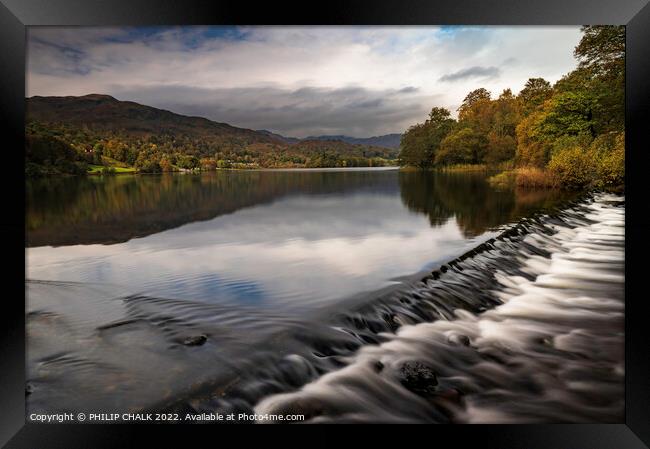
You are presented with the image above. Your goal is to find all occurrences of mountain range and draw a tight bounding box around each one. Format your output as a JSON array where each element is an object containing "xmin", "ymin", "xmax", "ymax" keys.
[
  {"xmin": 256, "ymin": 130, "xmax": 402, "ymax": 150},
  {"xmin": 302, "ymin": 134, "xmax": 402, "ymax": 150}
]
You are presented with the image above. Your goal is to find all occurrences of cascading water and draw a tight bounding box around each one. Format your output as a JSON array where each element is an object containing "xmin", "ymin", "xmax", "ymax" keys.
[{"xmin": 181, "ymin": 193, "xmax": 624, "ymax": 423}]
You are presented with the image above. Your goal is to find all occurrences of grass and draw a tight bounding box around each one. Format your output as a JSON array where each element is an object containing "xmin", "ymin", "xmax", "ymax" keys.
[
  {"xmin": 100, "ymin": 156, "xmax": 131, "ymax": 168},
  {"xmin": 513, "ymin": 167, "xmax": 558, "ymax": 188},
  {"xmin": 112, "ymin": 166, "xmax": 136, "ymax": 173},
  {"xmin": 87, "ymin": 164, "xmax": 136, "ymax": 174},
  {"xmin": 437, "ymin": 164, "xmax": 490, "ymax": 172},
  {"xmin": 488, "ymin": 166, "xmax": 559, "ymax": 189}
]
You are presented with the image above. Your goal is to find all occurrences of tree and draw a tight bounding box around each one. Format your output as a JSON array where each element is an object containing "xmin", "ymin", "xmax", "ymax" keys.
[
  {"xmin": 486, "ymin": 132, "xmax": 516, "ymax": 165},
  {"xmin": 458, "ymin": 88, "xmax": 491, "ymax": 120},
  {"xmin": 400, "ymin": 123, "xmax": 431, "ymax": 168},
  {"xmin": 176, "ymin": 154, "xmax": 200, "ymax": 169},
  {"xmin": 515, "ymin": 110, "xmax": 553, "ymax": 167},
  {"xmin": 539, "ymin": 91, "xmax": 598, "ymax": 139},
  {"xmin": 436, "ymin": 127, "xmax": 482, "ymax": 165},
  {"xmin": 200, "ymin": 158, "xmax": 217, "ymax": 171},
  {"xmin": 398, "ymin": 107, "xmax": 455, "ymax": 168},
  {"xmin": 574, "ymin": 25, "xmax": 625, "ymax": 80},
  {"xmin": 492, "ymin": 89, "xmax": 520, "ymax": 138},
  {"xmin": 554, "ymin": 26, "xmax": 624, "ymax": 134},
  {"xmin": 517, "ymin": 78, "xmax": 552, "ymax": 116},
  {"xmin": 160, "ymin": 156, "xmax": 174, "ymax": 172}
]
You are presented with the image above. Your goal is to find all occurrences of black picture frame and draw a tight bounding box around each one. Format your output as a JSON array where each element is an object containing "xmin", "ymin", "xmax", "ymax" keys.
[{"xmin": 1, "ymin": 0, "xmax": 648, "ymax": 446}]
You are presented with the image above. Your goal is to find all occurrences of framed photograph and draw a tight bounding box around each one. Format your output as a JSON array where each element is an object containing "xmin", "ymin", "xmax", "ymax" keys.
[{"xmin": 1, "ymin": 0, "xmax": 648, "ymax": 446}]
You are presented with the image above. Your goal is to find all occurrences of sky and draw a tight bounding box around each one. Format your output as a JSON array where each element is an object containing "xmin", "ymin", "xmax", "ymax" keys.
[{"xmin": 26, "ymin": 26, "xmax": 583, "ymax": 138}]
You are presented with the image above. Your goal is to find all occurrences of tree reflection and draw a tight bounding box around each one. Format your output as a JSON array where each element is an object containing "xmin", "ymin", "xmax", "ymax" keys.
[
  {"xmin": 398, "ymin": 171, "xmax": 576, "ymax": 237},
  {"xmin": 26, "ymin": 170, "xmax": 398, "ymax": 247},
  {"xmin": 26, "ymin": 169, "xmax": 576, "ymax": 247}
]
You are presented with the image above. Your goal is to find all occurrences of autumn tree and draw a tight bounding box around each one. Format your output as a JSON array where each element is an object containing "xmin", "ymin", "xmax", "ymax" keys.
[
  {"xmin": 517, "ymin": 78, "xmax": 552, "ymax": 116},
  {"xmin": 399, "ymin": 107, "xmax": 455, "ymax": 168},
  {"xmin": 436, "ymin": 127, "xmax": 483, "ymax": 165},
  {"xmin": 458, "ymin": 88, "xmax": 491, "ymax": 121}
]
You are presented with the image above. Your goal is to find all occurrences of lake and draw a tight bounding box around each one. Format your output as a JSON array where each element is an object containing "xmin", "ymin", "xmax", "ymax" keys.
[
  {"xmin": 26, "ymin": 168, "xmax": 623, "ymax": 422},
  {"xmin": 27, "ymin": 168, "xmax": 572, "ymax": 311}
]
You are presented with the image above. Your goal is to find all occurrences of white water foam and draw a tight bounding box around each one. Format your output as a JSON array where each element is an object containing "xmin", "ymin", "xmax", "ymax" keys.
[{"xmin": 254, "ymin": 193, "xmax": 624, "ymax": 423}]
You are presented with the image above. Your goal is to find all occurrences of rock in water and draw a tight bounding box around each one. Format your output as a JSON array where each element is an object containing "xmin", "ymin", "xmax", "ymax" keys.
[
  {"xmin": 399, "ymin": 361, "xmax": 438, "ymax": 396},
  {"xmin": 183, "ymin": 334, "xmax": 208, "ymax": 346},
  {"xmin": 447, "ymin": 333, "xmax": 471, "ymax": 346}
]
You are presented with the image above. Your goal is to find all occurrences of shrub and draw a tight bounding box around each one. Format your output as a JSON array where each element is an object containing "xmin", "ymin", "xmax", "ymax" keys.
[
  {"xmin": 589, "ymin": 132, "xmax": 624, "ymax": 188},
  {"xmin": 515, "ymin": 166, "xmax": 558, "ymax": 188},
  {"xmin": 547, "ymin": 146, "xmax": 595, "ymax": 189},
  {"xmin": 25, "ymin": 162, "xmax": 45, "ymax": 178},
  {"xmin": 550, "ymin": 133, "xmax": 593, "ymax": 156},
  {"xmin": 136, "ymin": 161, "xmax": 162, "ymax": 173}
]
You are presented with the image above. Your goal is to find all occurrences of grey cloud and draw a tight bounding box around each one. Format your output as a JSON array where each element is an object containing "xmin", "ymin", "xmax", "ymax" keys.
[
  {"xmin": 397, "ymin": 86, "xmax": 419, "ymax": 94},
  {"xmin": 438, "ymin": 66, "xmax": 501, "ymax": 83},
  {"xmin": 110, "ymin": 85, "xmax": 441, "ymax": 138}
]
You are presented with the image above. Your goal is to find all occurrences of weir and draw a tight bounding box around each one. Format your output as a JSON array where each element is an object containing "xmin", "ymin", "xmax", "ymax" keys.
[{"xmin": 173, "ymin": 193, "xmax": 625, "ymax": 423}]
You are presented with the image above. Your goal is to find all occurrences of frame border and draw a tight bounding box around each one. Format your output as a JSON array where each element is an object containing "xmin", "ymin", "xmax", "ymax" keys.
[{"xmin": 1, "ymin": 0, "xmax": 648, "ymax": 446}]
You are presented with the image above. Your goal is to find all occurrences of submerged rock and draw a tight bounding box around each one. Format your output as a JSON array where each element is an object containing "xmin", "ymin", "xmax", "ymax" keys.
[
  {"xmin": 399, "ymin": 361, "xmax": 438, "ymax": 396},
  {"xmin": 183, "ymin": 334, "xmax": 208, "ymax": 346},
  {"xmin": 447, "ymin": 333, "xmax": 471, "ymax": 347}
]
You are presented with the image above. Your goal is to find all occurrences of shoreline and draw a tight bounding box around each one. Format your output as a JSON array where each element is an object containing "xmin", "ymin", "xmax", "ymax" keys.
[{"xmin": 35, "ymin": 165, "xmax": 401, "ymax": 178}]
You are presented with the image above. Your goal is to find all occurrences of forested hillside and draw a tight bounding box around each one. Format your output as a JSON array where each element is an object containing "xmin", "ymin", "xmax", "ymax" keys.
[
  {"xmin": 25, "ymin": 95, "xmax": 397, "ymax": 176},
  {"xmin": 398, "ymin": 25, "xmax": 624, "ymax": 190}
]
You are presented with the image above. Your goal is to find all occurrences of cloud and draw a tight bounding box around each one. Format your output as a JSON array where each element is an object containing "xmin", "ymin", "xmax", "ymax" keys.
[
  {"xmin": 26, "ymin": 26, "xmax": 583, "ymax": 136},
  {"xmin": 110, "ymin": 84, "xmax": 442, "ymax": 137},
  {"xmin": 439, "ymin": 66, "xmax": 501, "ymax": 82}
]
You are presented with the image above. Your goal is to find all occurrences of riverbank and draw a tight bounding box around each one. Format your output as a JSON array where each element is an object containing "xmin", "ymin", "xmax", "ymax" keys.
[
  {"xmin": 487, "ymin": 167, "xmax": 625, "ymax": 193},
  {"xmin": 27, "ymin": 162, "xmax": 401, "ymax": 178}
]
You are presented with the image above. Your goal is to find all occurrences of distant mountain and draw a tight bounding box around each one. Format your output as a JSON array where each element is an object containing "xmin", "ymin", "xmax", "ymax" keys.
[
  {"xmin": 303, "ymin": 134, "xmax": 402, "ymax": 150},
  {"xmin": 255, "ymin": 129, "xmax": 301, "ymax": 144},
  {"xmin": 256, "ymin": 130, "xmax": 403, "ymax": 150},
  {"xmin": 290, "ymin": 139, "xmax": 397, "ymax": 158}
]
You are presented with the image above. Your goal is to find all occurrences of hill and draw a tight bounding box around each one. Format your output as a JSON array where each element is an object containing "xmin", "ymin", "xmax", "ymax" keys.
[
  {"xmin": 304, "ymin": 134, "xmax": 402, "ymax": 150},
  {"xmin": 255, "ymin": 129, "xmax": 301, "ymax": 144},
  {"xmin": 25, "ymin": 94, "xmax": 398, "ymax": 175},
  {"xmin": 255, "ymin": 130, "xmax": 403, "ymax": 150},
  {"xmin": 27, "ymin": 94, "xmax": 283, "ymax": 144}
]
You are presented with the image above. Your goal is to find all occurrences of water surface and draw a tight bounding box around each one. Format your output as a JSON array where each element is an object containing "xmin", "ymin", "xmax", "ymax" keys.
[{"xmin": 26, "ymin": 168, "xmax": 582, "ymax": 415}]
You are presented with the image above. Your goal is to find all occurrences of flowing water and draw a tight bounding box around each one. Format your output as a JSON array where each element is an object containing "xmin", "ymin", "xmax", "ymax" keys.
[{"xmin": 25, "ymin": 168, "xmax": 624, "ymax": 422}]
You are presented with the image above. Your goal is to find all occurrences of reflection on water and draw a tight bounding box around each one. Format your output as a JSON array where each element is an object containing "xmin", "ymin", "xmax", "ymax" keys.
[
  {"xmin": 27, "ymin": 169, "xmax": 398, "ymax": 247},
  {"xmin": 399, "ymin": 171, "xmax": 573, "ymax": 237},
  {"xmin": 27, "ymin": 170, "xmax": 574, "ymax": 307},
  {"xmin": 26, "ymin": 168, "xmax": 580, "ymax": 415},
  {"xmin": 27, "ymin": 169, "xmax": 572, "ymax": 247}
]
